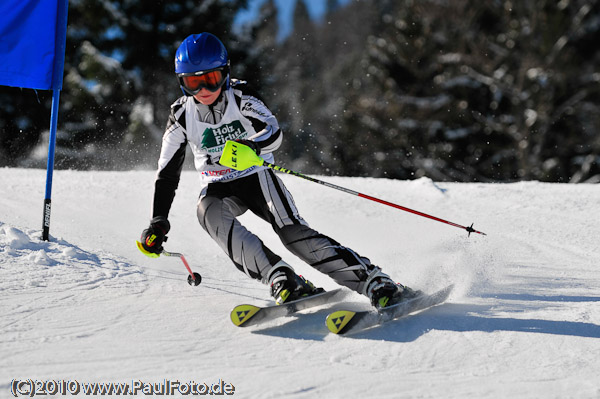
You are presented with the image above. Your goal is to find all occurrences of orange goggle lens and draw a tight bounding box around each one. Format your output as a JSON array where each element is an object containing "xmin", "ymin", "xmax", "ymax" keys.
[{"xmin": 181, "ymin": 70, "xmax": 224, "ymax": 92}]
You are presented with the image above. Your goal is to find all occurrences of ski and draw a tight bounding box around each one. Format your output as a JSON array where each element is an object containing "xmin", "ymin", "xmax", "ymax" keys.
[
  {"xmin": 326, "ymin": 285, "xmax": 454, "ymax": 335},
  {"xmin": 230, "ymin": 288, "xmax": 344, "ymax": 327}
]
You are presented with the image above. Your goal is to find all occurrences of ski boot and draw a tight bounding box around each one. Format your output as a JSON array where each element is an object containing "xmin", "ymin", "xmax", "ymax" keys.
[
  {"xmin": 268, "ymin": 262, "xmax": 323, "ymax": 305},
  {"xmin": 366, "ymin": 274, "xmax": 421, "ymax": 309}
]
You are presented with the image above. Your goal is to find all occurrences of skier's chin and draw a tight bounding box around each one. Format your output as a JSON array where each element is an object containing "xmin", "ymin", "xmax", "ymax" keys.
[{"xmin": 194, "ymin": 89, "xmax": 221, "ymax": 105}]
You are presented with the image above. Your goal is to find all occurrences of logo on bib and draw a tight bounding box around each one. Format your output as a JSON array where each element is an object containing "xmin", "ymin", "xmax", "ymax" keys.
[{"xmin": 201, "ymin": 121, "xmax": 246, "ymax": 150}]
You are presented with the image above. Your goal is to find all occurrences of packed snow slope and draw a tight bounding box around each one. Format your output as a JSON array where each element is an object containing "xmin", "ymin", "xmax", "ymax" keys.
[{"xmin": 1, "ymin": 167, "xmax": 600, "ymax": 399}]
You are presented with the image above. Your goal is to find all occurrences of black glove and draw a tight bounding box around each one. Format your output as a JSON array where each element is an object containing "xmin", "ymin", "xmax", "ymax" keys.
[
  {"xmin": 235, "ymin": 139, "xmax": 261, "ymax": 156},
  {"xmin": 140, "ymin": 216, "xmax": 170, "ymax": 255}
]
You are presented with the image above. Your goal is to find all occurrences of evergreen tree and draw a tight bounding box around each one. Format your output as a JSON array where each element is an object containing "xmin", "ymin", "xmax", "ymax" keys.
[
  {"xmin": 339, "ymin": 0, "xmax": 600, "ymax": 182},
  {"xmin": 272, "ymin": 0, "xmax": 317, "ymax": 170}
]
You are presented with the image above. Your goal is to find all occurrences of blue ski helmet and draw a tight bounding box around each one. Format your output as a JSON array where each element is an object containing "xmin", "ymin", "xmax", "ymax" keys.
[{"xmin": 175, "ymin": 33, "xmax": 230, "ymax": 96}]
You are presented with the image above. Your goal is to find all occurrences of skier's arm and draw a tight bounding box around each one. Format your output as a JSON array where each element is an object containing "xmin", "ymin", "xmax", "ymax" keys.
[
  {"xmin": 236, "ymin": 88, "xmax": 282, "ymax": 155},
  {"xmin": 152, "ymin": 102, "xmax": 188, "ymax": 219},
  {"xmin": 139, "ymin": 103, "xmax": 187, "ymax": 256}
]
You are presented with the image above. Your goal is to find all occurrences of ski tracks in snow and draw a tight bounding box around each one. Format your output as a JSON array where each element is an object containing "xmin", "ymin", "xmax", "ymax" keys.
[
  {"xmin": 0, "ymin": 222, "xmax": 150, "ymax": 377},
  {"xmin": 0, "ymin": 222, "xmax": 145, "ymax": 293}
]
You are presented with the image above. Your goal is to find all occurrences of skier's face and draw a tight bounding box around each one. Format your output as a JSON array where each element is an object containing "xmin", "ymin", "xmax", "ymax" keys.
[{"xmin": 193, "ymin": 87, "xmax": 222, "ymax": 105}]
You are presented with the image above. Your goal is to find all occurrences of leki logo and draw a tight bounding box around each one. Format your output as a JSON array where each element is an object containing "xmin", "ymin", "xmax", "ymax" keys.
[
  {"xmin": 230, "ymin": 144, "xmax": 238, "ymax": 168},
  {"xmin": 201, "ymin": 121, "xmax": 246, "ymax": 149}
]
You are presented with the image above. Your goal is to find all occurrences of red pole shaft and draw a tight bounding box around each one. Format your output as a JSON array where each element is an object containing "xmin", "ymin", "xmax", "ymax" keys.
[
  {"xmin": 178, "ymin": 254, "xmax": 195, "ymax": 280},
  {"xmin": 359, "ymin": 193, "xmax": 472, "ymax": 232},
  {"xmin": 163, "ymin": 251, "xmax": 197, "ymax": 282}
]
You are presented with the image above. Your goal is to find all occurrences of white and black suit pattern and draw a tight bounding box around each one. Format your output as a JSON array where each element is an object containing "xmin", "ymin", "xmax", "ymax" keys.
[{"xmin": 152, "ymin": 80, "xmax": 385, "ymax": 295}]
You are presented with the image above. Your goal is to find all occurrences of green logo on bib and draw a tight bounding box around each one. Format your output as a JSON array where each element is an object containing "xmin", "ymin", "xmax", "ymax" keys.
[{"xmin": 201, "ymin": 120, "xmax": 246, "ymax": 150}]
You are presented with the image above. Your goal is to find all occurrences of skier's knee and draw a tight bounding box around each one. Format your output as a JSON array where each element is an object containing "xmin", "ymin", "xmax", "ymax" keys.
[
  {"xmin": 278, "ymin": 224, "xmax": 320, "ymax": 244},
  {"xmin": 197, "ymin": 196, "xmax": 223, "ymax": 231}
]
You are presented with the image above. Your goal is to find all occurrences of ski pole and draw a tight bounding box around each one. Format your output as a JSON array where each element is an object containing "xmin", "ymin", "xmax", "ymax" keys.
[
  {"xmin": 219, "ymin": 141, "xmax": 486, "ymax": 236},
  {"xmin": 161, "ymin": 250, "xmax": 202, "ymax": 286},
  {"xmin": 136, "ymin": 241, "xmax": 202, "ymax": 286}
]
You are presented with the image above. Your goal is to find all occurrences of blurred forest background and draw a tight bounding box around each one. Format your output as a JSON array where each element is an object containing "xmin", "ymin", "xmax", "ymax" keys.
[{"xmin": 1, "ymin": 0, "xmax": 599, "ymax": 183}]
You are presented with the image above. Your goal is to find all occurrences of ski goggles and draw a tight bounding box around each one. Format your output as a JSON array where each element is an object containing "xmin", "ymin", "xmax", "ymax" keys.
[{"xmin": 178, "ymin": 67, "xmax": 227, "ymax": 95}]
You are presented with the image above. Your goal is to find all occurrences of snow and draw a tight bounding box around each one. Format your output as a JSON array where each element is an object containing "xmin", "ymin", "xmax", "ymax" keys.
[{"xmin": 1, "ymin": 167, "xmax": 600, "ymax": 398}]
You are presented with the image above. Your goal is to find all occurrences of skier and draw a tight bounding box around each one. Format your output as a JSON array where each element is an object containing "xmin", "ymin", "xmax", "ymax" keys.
[{"xmin": 138, "ymin": 32, "xmax": 417, "ymax": 308}]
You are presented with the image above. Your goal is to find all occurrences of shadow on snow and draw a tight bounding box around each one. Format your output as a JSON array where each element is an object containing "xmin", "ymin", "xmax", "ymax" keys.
[{"xmin": 252, "ymin": 300, "xmax": 600, "ymax": 342}]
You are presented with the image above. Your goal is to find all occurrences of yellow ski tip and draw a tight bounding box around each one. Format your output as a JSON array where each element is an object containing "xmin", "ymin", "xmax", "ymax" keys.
[
  {"xmin": 136, "ymin": 240, "xmax": 160, "ymax": 258},
  {"xmin": 230, "ymin": 304, "xmax": 261, "ymax": 327},
  {"xmin": 326, "ymin": 310, "xmax": 356, "ymax": 334}
]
